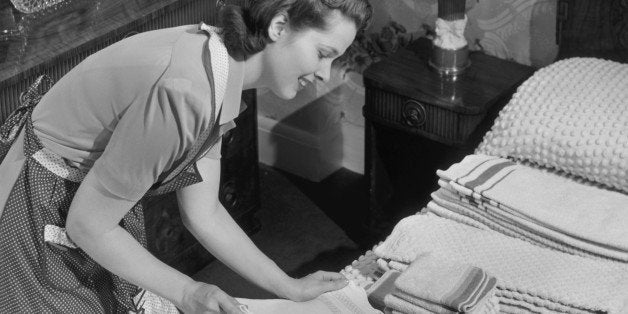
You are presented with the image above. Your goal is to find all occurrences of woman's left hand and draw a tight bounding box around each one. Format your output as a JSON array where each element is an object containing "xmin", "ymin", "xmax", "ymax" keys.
[{"xmin": 283, "ymin": 271, "xmax": 349, "ymax": 302}]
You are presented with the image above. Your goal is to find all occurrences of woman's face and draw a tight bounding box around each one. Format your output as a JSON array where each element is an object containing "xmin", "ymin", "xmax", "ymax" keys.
[{"xmin": 262, "ymin": 10, "xmax": 358, "ymax": 99}]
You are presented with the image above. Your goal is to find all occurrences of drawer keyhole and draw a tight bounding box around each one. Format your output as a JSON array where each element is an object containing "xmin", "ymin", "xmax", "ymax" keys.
[{"xmin": 402, "ymin": 100, "xmax": 426, "ymax": 127}]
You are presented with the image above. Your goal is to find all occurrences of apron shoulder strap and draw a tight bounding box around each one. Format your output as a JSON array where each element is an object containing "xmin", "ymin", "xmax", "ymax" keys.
[
  {"xmin": 151, "ymin": 24, "xmax": 230, "ymax": 191},
  {"xmin": 0, "ymin": 75, "xmax": 53, "ymax": 162}
]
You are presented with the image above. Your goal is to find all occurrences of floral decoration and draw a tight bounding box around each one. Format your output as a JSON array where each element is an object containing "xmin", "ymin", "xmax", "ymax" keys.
[{"xmin": 335, "ymin": 20, "xmax": 415, "ymax": 75}]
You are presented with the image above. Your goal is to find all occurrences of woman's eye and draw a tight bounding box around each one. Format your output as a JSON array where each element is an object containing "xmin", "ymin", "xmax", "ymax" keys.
[{"xmin": 318, "ymin": 52, "xmax": 325, "ymax": 59}]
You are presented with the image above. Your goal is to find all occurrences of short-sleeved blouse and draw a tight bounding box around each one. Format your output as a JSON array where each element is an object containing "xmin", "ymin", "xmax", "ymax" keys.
[{"xmin": 30, "ymin": 24, "xmax": 245, "ymax": 201}]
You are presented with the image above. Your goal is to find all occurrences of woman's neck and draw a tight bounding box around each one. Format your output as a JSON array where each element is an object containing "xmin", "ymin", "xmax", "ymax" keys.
[{"xmin": 242, "ymin": 51, "xmax": 265, "ymax": 90}]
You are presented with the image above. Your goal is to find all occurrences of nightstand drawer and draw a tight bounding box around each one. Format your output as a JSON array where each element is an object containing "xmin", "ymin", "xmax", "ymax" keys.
[
  {"xmin": 221, "ymin": 90, "xmax": 257, "ymax": 159},
  {"xmin": 220, "ymin": 144, "xmax": 259, "ymax": 217},
  {"xmin": 364, "ymin": 87, "xmax": 486, "ymax": 146}
]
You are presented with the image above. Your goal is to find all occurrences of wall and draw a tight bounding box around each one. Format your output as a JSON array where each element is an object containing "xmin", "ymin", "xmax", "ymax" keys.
[
  {"xmin": 369, "ymin": 0, "xmax": 558, "ymax": 67},
  {"xmin": 258, "ymin": 0, "xmax": 558, "ymax": 180}
]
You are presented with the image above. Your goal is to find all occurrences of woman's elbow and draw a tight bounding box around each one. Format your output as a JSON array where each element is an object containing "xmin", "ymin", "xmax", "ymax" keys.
[{"xmin": 65, "ymin": 213, "xmax": 96, "ymax": 249}]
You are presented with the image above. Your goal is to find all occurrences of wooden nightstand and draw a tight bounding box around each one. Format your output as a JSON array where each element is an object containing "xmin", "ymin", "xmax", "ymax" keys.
[{"xmin": 362, "ymin": 38, "xmax": 535, "ymax": 237}]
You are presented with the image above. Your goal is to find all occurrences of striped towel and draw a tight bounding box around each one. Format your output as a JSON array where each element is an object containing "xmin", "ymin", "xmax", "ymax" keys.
[
  {"xmin": 395, "ymin": 253, "xmax": 498, "ymax": 313},
  {"xmin": 368, "ymin": 259, "xmax": 499, "ymax": 314},
  {"xmin": 427, "ymin": 189, "xmax": 628, "ymax": 262},
  {"xmin": 373, "ymin": 214, "xmax": 628, "ymax": 314},
  {"xmin": 384, "ymin": 293, "xmax": 454, "ymax": 314},
  {"xmin": 367, "ymin": 270, "xmax": 401, "ymax": 311},
  {"xmin": 436, "ymin": 154, "xmax": 628, "ymax": 260},
  {"xmin": 382, "ymin": 260, "xmax": 582, "ymax": 314},
  {"xmin": 384, "ymin": 294, "xmax": 500, "ymax": 314},
  {"xmin": 370, "ymin": 270, "xmax": 442, "ymax": 313},
  {"xmin": 370, "ymin": 271, "xmax": 449, "ymax": 313}
]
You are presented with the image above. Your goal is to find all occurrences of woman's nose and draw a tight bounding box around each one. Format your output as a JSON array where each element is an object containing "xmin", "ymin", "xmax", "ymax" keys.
[{"xmin": 314, "ymin": 62, "xmax": 332, "ymax": 83}]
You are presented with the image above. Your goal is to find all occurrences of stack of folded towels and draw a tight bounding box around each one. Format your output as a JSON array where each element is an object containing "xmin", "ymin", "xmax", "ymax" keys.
[
  {"xmin": 361, "ymin": 56, "xmax": 628, "ymax": 313},
  {"xmin": 428, "ymin": 154, "xmax": 628, "ymax": 262},
  {"xmin": 367, "ymin": 253, "xmax": 499, "ymax": 313},
  {"xmin": 360, "ymin": 154, "xmax": 628, "ymax": 313},
  {"xmin": 370, "ymin": 154, "xmax": 628, "ymax": 313},
  {"xmin": 371, "ymin": 214, "xmax": 628, "ymax": 314},
  {"xmin": 366, "ymin": 154, "xmax": 628, "ymax": 313}
]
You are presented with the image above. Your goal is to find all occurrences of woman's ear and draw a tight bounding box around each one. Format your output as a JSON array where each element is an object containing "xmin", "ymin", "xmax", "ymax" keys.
[{"xmin": 268, "ymin": 13, "xmax": 288, "ymax": 42}]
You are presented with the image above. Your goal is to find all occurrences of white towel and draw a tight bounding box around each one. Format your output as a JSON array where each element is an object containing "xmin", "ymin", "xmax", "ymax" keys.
[
  {"xmin": 384, "ymin": 293, "xmax": 450, "ymax": 314},
  {"xmin": 393, "ymin": 253, "xmax": 499, "ymax": 313},
  {"xmin": 374, "ymin": 214, "xmax": 628, "ymax": 314},
  {"xmin": 437, "ymin": 154, "xmax": 628, "ymax": 254},
  {"xmin": 237, "ymin": 281, "xmax": 382, "ymax": 314},
  {"xmin": 378, "ymin": 256, "xmax": 589, "ymax": 314},
  {"xmin": 429, "ymin": 190, "xmax": 628, "ymax": 262}
]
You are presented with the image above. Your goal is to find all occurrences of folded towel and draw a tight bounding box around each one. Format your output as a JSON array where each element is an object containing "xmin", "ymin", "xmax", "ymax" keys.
[
  {"xmin": 369, "ymin": 270, "xmax": 457, "ymax": 313},
  {"xmin": 374, "ymin": 214, "xmax": 628, "ymax": 313},
  {"xmin": 429, "ymin": 190, "xmax": 628, "ymax": 262},
  {"xmin": 437, "ymin": 154, "xmax": 628, "ymax": 254},
  {"xmin": 378, "ymin": 256, "xmax": 585, "ymax": 314},
  {"xmin": 237, "ymin": 281, "xmax": 382, "ymax": 314},
  {"xmin": 393, "ymin": 253, "xmax": 498, "ymax": 313},
  {"xmin": 425, "ymin": 199, "xmax": 491, "ymax": 231},
  {"xmin": 367, "ymin": 270, "xmax": 401, "ymax": 311},
  {"xmin": 497, "ymin": 299, "xmax": 546, "ymax": 314},
  {"xmin": 384, "ymin": 293, "xmax": 452, "ymax": 314}
]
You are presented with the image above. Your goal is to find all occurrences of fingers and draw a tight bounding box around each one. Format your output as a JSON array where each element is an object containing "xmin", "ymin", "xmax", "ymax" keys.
[
  {"xmin": 183, "ymin": 282, "xmax": 245, "ymax": 314},
  {"xmin": 313, "ymin": 271, "xmax": 346, "ymax": 282},
  {"xmin": 329, "ymin": 276, "xmax": 349, "ymax": 291},
  {"xmin": 311, "ymin": 277, "xmax": 348, "ymax": 296},
  {"xmin": 287, "ymin": 271, "xmax": 350, "ymax": 302},
  {"xmin": 310, "ymin": 271, "xmax": 349, "ymax": 293},
  {"xmin": 214, "ymin": 291, "xmax": 243, "ymax": 314}
]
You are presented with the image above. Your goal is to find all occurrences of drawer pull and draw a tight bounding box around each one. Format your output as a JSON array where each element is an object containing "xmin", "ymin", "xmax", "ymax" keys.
[
  {"xmin": 220, "ymin": 180, "xmax": 239, "ymax": 209},
  {"xmin": 402, "ymin": 100, "xmax": 426, "ymax": 127},
  {"xmin": 223, "ymin": 129, "xmax": 236, "ymax": 146}
]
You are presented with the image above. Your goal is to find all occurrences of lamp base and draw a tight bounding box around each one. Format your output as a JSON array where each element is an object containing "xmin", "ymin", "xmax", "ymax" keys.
[{"xmin": 429, "ymin": 44, "xmax": 471, "ymax": 77}]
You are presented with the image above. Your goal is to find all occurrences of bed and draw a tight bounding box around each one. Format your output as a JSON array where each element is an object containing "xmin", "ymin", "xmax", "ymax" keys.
[{"xmin": 340, "ymin": 2, "xmax": 628, "ymax": 313}]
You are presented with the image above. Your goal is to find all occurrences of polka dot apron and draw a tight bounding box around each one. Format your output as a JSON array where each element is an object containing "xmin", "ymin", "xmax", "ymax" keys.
[{"xmin": 0, "ymin": 24, "xmax": 227, "ymax": 313}]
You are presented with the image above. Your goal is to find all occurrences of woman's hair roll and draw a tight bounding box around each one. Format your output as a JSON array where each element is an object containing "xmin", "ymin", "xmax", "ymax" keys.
[{"xmin": 218, "ymin": 0, "xmax": 372, "ymax": 61}]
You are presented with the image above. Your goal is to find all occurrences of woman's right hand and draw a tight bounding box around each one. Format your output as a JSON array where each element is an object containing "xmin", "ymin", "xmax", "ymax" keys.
[{"xmin": 179, "ymin": 281, "xmax": 244, "ymax": 314}]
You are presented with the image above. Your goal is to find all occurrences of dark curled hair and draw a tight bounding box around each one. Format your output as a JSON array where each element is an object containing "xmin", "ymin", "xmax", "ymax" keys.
[{"xmin": 218, "ymin": 0, "xmax": 372, "ymax": 61}]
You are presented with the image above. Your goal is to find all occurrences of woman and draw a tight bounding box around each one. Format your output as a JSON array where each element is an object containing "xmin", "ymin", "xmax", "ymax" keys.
[{"xmin": 0, "ymin": 0, "xmax": 372, "ymax": 312}]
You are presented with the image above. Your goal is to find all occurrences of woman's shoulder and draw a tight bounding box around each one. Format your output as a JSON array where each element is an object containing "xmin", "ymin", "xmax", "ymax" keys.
[
  {"xmin": 78, "ymin": 25, "xmax": 198, "ymax": 73},
  {"xmin": 163, "ymin": 25, "xmax": 218, "ymax": 84}
]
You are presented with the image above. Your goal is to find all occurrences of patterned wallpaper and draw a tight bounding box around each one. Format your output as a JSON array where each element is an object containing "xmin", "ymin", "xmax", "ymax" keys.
[
  {"xmin": 260, "ymin": 0, "xmax": 560, "ymax": 132},
  {"xmin": 261, "ymin": 0, "xmax": 560, "ymax": 125},
  {"xmin": 366, "ymin": 0, "xmax": 558, "ymax": 68}
]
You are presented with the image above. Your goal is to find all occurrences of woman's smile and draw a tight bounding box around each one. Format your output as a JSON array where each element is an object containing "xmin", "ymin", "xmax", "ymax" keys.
[
  {"xmin": 298, "ymin": 77, "xmax": 311, "ymax": 90},
  {"xmin": 260, "ymin": 10, "xmax": 358, "ymax": 99}
]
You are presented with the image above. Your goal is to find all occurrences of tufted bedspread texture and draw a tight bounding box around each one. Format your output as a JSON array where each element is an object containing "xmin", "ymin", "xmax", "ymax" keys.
[
  {"xmin": 374, "ymin": 214, "xmax": 628, "ymax": 314},
  {"xmin": 476, "ymin": 58, "xmax": 628, "ymax": 194}
]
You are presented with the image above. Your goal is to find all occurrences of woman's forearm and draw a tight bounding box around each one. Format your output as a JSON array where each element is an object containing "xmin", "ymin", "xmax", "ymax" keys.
[
  {"xmin": 184, "ymin": 201, "xmax": 295, "ymax": 298},
  {"xmin": 177, "ymin": 157, "xmax": 296, "ymax": 299}
]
